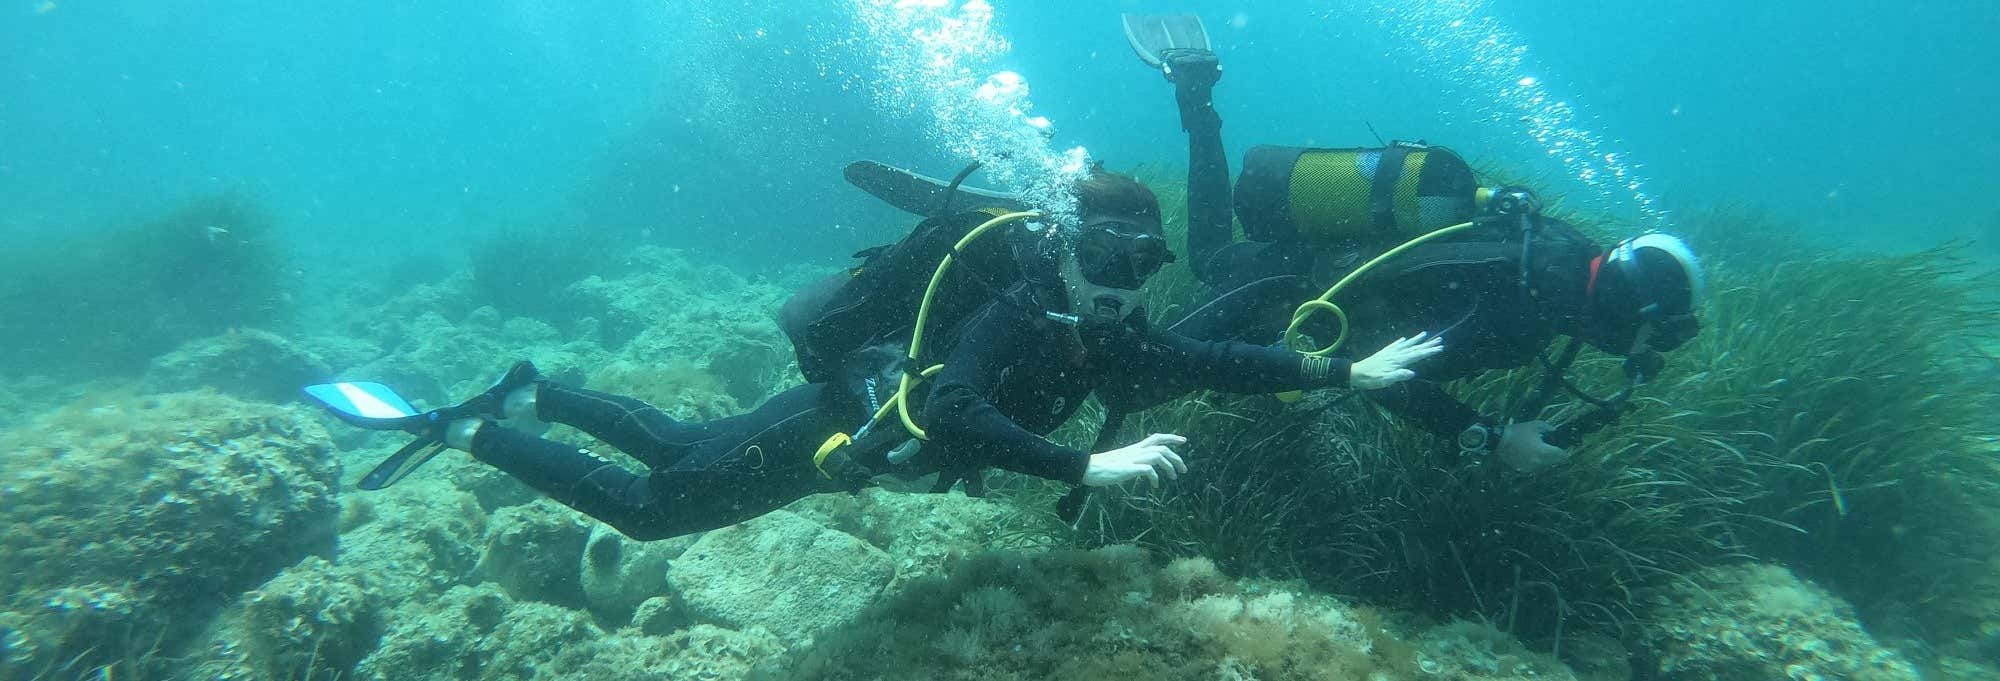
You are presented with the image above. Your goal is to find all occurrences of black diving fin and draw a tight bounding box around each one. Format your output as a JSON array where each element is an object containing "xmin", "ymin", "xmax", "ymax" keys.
[
  {"xmin": 844, "ymin": 160, "xmax": 1027, "ymax": 217},
  {"xmin": 1121, "ymin": 13, "xmax": 1211, "ymax": 69}
]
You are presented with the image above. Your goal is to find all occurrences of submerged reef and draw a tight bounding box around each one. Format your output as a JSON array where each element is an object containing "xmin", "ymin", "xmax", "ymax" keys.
[
  {"xmin": 0, "ymin": 391, "xmax": 337, "ymax": 679},
  {"xmin": 1640, "ymin": 564, "xmax": 1918, "ymax": 681},
  {"xmin": 1, "ymin": 186, "xmax": 1994, "ymax": 680},
  {"xmin": 765, "ymin": 545, "xmax": 1576, "ymax": 681}
]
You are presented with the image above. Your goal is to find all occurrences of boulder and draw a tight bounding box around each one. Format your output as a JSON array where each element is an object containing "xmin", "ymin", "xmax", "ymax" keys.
[
  {"xmin": 210, "ymin": 557, "xmax": 381, "ymax": 681},
  {"xmin": 580, "ymin": 524, "xmax": 701, "ymax": 626},
  {"xmin": 789, "ymin": 488, "xmax": 1014, "ymax": 586},
  {"xmin": 477, "ymin": 500, "xmax": 593, "ymax": 608},
  {"xmin": 334, "ymin": 478, "xmax": 487, "ymax": 601},
  {"xmin": 0, "ymin": 391, "xmax": 339, "ymax": 677},
  {"xmin": 142, "ymin": 328, "xmax": 333, "ymax": 404},
  {"xmin": 540, "ymin": 624, "xmax": 784, "ymax": 681},
  {"xmin": 350, "ymin": 582, "xmax": 600, "ymax": 681},
  {"xmin": 667, "ymin": 511, "xmax": 896, "ymax": 641},
  {"xmin": 1642, "ymin": 563, "xmax": 1920, "ymax": 681},
  {"xmin": 766, "ymin": 545, "xmax": 1579, "ymax": 681}
]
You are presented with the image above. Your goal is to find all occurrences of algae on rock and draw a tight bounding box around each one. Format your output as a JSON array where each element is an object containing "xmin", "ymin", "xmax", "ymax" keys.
[
  {"xmin": 0, "ymin": 391, "xmax": 339, "ymax": 678},
  {"xmin": 766, "ymin": 545, "xmax": 1578, "ymax": 681},
  {"xmin": 142, "ymin": 328, "xmax": 333, "ymax": 404},
  {"xmin": 191, "ymin": 557, "xmax": 382, "ymax": 681},
  {"xmin": 667, "ymin": 510, "xmax": 897, "ymax": 642},
  {"xmin": 788, "ymin": 488, "xmax": 1021, "ymax": 587},
  {"xmin": 477, "ymin": 499, "xmax": 594, "ymax": 609},
  {"xmin": 1642, "ymin": 563, "xmax": 1920, "ymax": 681},
  {"xmin": 580, "ymin": 524, "xmax": 701, "ymax": 627}
]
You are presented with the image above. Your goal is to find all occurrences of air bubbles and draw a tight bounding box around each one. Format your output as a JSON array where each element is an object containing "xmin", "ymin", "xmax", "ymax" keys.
[
  {"xmin": 1343, "ymin": 0, "xmax": 1668, "ymax": 228},
  {"xmin": 852, "ymin": 0, "xmax": 1088, "ymax": 223}
]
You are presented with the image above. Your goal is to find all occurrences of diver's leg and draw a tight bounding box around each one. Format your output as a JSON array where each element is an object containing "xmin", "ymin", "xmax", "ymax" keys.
[
  {"xmin": 461, "ymin": 386, "xmax": 853, "ymax": 541},
  {"xmin": 527, "ymin": 382, "xmax": 717, "ymax": 465},
  {"xmin": 530, "ymin": 382, "xmax": 836, "ymax": 470}
]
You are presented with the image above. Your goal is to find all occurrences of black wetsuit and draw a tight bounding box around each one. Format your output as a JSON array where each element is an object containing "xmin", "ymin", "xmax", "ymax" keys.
[
  {"xmin": 470, "ymin": 288, "xmax": 1351, "ymax": 541},
  {"xmin": 1170, "ymin": 75, "xmax": 1600, "ymax": 438}
]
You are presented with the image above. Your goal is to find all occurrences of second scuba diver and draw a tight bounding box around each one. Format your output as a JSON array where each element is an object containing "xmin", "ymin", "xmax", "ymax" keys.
[
  {"xmin": 1123, "ymin": 14, "xmax": 1705, "ymax": 470},
  {"xmin": 311, "ymin": 169, "xmax": 1444, "ymax": 540}
]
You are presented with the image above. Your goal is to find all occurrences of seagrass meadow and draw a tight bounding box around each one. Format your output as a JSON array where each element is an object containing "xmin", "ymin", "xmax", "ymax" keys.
[{"xmin": 1016, "ymin": 176, "xmax": 2000, "ymax": 678}]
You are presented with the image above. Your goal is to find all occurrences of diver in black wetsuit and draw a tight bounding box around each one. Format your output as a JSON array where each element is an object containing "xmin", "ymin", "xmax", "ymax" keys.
[
  {"xmin": 1144, "ymin": 40, "xmax": 1704, "ymax": 470},
  {"xmin": 408, "ymin": 170, "xmax": 1444, "ymax": 540}
]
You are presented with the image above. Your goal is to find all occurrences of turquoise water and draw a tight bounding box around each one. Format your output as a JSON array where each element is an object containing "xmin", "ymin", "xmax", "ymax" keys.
[
  {"xmin": 7, "ymin": 2, "xmax": 1994, "ymax": 257},
  {"xmin": 2, "ymin": 2, "xmax": 1996, "ymax": 680}
]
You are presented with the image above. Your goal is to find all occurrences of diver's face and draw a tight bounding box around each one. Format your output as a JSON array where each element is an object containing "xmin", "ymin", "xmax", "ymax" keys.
[
  {"xmin": 1073, "ymin": 213, "xmax": 1172, "ymax": 290},
  {"xmin": 1586, "ymin": 307, "xmax": 1699, "ymax": 357}
]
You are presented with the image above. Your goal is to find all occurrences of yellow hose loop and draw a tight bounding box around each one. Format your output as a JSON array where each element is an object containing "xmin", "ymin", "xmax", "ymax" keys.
[
  {"xmin": 1283, "ymin": 221, "xmax": 1478, "ymax": 357},
  {"xmin": 895, "ymin": 211, "xmax": 1041, "ymax": 440},
  {"xmin": 812, "ymin": 432, "xmax": 853, "ymax": 479},
  {"xmin": 1284, "ymin": 299, "xmax": 1349, "ymax": 355}
]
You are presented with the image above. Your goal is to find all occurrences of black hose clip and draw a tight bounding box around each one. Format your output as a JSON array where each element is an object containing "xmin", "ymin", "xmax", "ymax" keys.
[{"xmin": 1488, "ymin": 186, "xmax": 1543, "ymax": 218}]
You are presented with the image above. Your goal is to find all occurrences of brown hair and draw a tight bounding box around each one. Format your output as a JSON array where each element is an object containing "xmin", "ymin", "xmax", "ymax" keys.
[{"xmin": 1072, "ymin": 165, "xmax": 1161, "ymax": 230}]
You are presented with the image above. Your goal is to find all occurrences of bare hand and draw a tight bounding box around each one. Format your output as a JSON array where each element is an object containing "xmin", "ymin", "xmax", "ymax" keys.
[
  {"xmin": 1350, "ymin": 332, "xmax": 1445, "ymax": 390},
  {"xmin": 1083, "ymin": 433, "xmax": 1188, "ymax": 488},
  {"xmin": 1497, "ymin": 421, "xmax": 1568, "ymax": 471}
]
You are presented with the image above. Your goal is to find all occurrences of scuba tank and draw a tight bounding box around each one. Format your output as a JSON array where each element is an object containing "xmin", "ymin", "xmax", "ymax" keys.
[{"xmin": 1234, "ymin": 141, "xmax": 1486, "ymax": 246}]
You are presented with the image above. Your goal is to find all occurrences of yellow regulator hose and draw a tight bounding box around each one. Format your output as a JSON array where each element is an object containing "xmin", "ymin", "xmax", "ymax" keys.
[{"xmin": 1284, "ymin": 221, "xmax": 1478, "ymax": 357}]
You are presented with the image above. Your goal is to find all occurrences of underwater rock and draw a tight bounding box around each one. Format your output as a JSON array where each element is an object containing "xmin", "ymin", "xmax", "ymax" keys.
[
  {"xmin": 334, "ymin": 478, "xmax": 486, "ymax": 602},
  {"xmin": 580, "ymin": 524, "xmax": 701, "ymax": 627},
  {"xmin": 458, "ymin": 457, "xmax": 545, "ymax": 511},
  {"xmin": 1642, "ymin": 563, "xmax": 1920, "ymax": 681},
  {"xmin": 340, "ymin": 306, "xmax": 605, "ymax": 413},
  {"xmin": 630, "ymin": 596, "xmax": 681, "ymax": 635},
  {"xmin": 788, "ymin": 488, "xmax": 1017, "ymax": 586},
  {"xmin": 567, "ymin": 246, "xmax": 799, "ymax": 397},
  {"xmin": 589, "ymin": 357, "xmax": 744, "ymax": 422},
  {"xmin": 477, "ymin": 499, "xmax": 593, "ymax": 608},
  {"xmin": 201, "ymin": 557, "xmax": 381, "ymax": 681},
  {"xmin": 350, "ymin": 582, "xmax": 601, "ymax": 681},
  {"xmin": 0, "ymin": 391, "xmax": 338, "ymax": 676},
  {"xmin": 141, "ymin": 328, "xmax": 332, "ymax": 404},
  {"xmin": 667, "ymin": 510, "xmax": 897, "ymax": 641},
  {"xmin": 538, "ymin": 624, "xmax": 785, "ymax": 681},
  {"xmin": 763, "ymin": 545, "xmax": 1578, "ymax": 681}
]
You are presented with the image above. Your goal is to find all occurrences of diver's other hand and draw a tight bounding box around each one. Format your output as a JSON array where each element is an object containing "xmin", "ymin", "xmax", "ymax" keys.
[
  {"xmin": 1159, "ymin": 48, "xmax": 1221, "ymax": 89},
  {"xmin": 1084, "ymin": 433, "xmax": 1188, "ymax": 488},
  {"xmin": 1350, "ymin": 332, "xmax": 1445, "ymax": 390},
  {"xmin": 1496, "ymin": 421, "xmax": 1567, "ymax": 471}
]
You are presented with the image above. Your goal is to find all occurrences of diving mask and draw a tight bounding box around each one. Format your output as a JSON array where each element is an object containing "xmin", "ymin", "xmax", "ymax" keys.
[
  {"xmin": 1074, "ymin": 219, "xmax": 1175, "ymax": 289},
  {"xmin": 1058, "ymin": 218, "xmax": 1174, "ymax": 325}
]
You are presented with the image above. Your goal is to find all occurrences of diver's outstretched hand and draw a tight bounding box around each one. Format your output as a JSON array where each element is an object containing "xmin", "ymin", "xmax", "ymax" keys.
[
  {"xmin": 1350, "ymin": 332, "xmax": 1445, "ymax": 390},
  {"xmin": 1084, "ymin": 433, "xmax": 1188, "ymax": 488},
  {"xmin": 1497, "ymin": 421, "xmax": 1567, "ymax": 471}
]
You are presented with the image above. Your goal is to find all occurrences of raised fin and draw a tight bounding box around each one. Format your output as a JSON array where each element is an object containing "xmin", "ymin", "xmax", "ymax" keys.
[
  {"xmin": 1121, "ymin": 14, "xmax": 1211, "ymax": 69},
  {"xmin": 844, "ymin": 160, "xmax": 1025, "ymax": 217}
]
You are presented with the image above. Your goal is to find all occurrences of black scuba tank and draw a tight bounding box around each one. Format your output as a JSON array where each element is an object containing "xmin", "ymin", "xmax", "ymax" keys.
[{"xmin": 780, "ymin": 210, "xmax": 1027, "ymax": 385}]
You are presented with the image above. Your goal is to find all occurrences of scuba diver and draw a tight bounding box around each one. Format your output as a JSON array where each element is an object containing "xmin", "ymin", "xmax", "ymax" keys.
[
  {"xmin": 305, "ymin": 168, "xmax": 1445, "ymax": 541},
  {"xmin": 1117, "ymin": 14, "xmax": 1705, "ymax": 470}
]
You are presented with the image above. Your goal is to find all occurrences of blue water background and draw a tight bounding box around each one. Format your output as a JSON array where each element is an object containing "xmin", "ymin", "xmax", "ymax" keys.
[{"xmin": 3, "ymin": 1, "xmax": 1994, "ymax": 270}]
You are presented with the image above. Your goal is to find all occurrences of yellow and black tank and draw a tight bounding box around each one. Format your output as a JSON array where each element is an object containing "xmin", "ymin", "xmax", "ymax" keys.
[{"xmin": 1234, "ymin": 141, "xmax": 1485, "ymax": 245}]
